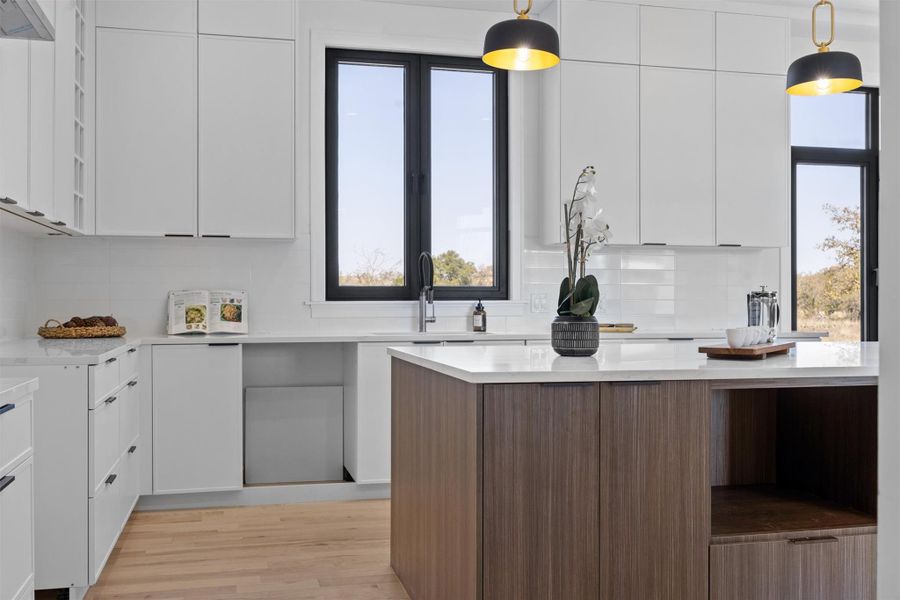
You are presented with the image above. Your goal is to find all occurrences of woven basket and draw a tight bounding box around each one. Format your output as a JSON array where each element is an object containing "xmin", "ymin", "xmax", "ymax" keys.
[{"xmin": 38, "ymin": 319, "xmax": 126, "ymax": 339}]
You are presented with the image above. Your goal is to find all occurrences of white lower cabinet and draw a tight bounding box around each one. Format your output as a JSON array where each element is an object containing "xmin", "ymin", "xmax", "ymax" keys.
[
  {"xmin": 0, "ymin": 458, "xmax": 34, "ymax": 600},
  {"xmin": 152, "ymin": 344, "xmax": 243, "ymax": 494},
  {"xmin": 345, "ymin": 340, "xmax": 525, "ymax": 484},
  {"xmin": 2, "ymin": 346, "xmax": 140, "ymax": 592}
]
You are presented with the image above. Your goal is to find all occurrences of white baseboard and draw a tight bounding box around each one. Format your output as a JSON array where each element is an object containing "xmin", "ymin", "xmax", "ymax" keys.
[{"xmin": 135, "ymin": 481, "xmax": 390, "ymax": 511}]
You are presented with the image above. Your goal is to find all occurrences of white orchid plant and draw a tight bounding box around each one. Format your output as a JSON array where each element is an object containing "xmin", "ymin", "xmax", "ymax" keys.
[{"xmin": 558, "ymin": 166, "xmax": 611, "ymax": 317}]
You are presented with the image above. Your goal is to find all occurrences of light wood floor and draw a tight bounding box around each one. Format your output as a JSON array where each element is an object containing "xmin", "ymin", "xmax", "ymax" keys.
[{"xmin": 81, "ymin": 500, "xmax": 410, "ymax": 600}]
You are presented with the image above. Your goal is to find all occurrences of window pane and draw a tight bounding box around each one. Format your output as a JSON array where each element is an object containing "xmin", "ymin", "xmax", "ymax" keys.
[
  {"xmin": 795, "ymin": 164, "xmax": 862, "ymax": 341},
  {"xmin": 430, "ymin": 68, "xmax": 495, "ymax": 287},
  {"xmin": 790, "ymin": 92, "xmax": 867, "ymax": 149},
  {"xmin": 337, "ymin": 62, "xmax": 405, "ymax": 286}
]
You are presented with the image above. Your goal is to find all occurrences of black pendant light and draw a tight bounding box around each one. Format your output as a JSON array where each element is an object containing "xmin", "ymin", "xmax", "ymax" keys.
[
  {"xmin": 786, "ymin": 0, "xmax": 862, "ymax": 96},
  {"xmin": 482, "ymin": 0, "xmax": 559, "ymax": 71}
]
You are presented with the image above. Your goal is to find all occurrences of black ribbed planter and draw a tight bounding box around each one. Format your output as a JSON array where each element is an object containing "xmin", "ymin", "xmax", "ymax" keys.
[{"xmin": 551, "ymin": 315, "xmax": 599, "ymax": 357}]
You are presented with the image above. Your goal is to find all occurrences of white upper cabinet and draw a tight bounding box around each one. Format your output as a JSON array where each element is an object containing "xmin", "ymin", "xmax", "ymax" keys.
[
  {"xmin": 640, "ymin": 6, "xmax": 715, "ymax": 70},
  {"xmin": 561, "ymin": 61, "xmax": 639, "ymax": 245},
  {"xmin": 96, "ymin": 28, "xmax": 197, "ymax": 236},
  {"xmin": 716, "ymin": 72, "xmax": 789, "ymax": 247},
  {"xmin": 198, "ymin": 35, "xmax": 295, "ymax": 238},
  {"xmin": 53, "ymin": 0, "xmax": 76, "ymax": 230},
  {"xmin": 96, "ymin": 0, "xmax": 196, "ymax": 34},
  {"xmin": 716, "ymin": 13, "xmax": 789, "ymax": 75},
  {"xmin": 0, "ymin": 41, "xmax": 29, "ymax": 208},
  {"xmin": 29, "ymin": 40, "xmax": 55, "ymax": 220},
  {"xmin": 560, "ymin": 1, "xmax": 639, "ymax": 64},
  {"xmin": 198, "ymin": 0, "xmax": 295, "ymax": 39},
  {"xmin": 640, "ymin": 67, "xmax": 715, "ymax": 246}
]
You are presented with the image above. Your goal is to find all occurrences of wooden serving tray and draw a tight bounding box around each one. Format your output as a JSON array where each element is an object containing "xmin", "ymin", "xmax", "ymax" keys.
[{"xmin": 699, "ymin": 341, "xmax": 795, "ymax": 360}]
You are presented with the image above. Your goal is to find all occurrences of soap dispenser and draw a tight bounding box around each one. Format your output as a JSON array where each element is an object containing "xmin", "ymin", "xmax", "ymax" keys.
[{"xmin": 473, "ymin": 299, "xmax": 487, "ymax": 332}]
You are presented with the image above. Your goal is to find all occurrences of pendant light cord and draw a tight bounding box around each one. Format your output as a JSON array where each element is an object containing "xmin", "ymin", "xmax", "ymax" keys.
[
  {"xmin": 812, "ymin": 0, "xmax": 836, "ymax": 53},
  {"xmin": 513, "ymin": 0, "xmax": 533, "ymax": 19}
]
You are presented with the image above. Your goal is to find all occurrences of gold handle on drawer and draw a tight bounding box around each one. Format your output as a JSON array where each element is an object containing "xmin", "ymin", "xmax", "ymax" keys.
[{"xmin": 788, "ymin": 536, "xmax": 839, "ymax": 545}]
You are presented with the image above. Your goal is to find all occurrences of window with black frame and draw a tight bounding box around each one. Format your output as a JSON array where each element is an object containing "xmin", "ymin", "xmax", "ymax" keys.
[
  {"xmin": 325, "ymin": 48, "xmax": 509, "ymax": 301},
  {"xmin": 791, "ymin": 87, "xmax": 879, "ymax": 341}
]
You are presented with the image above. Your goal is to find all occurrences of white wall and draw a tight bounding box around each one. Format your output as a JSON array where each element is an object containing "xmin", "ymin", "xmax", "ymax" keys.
[
  {"xmin": 0, "ymin": 213, "xmax": 36, "ymax": 340},
  {"xmin": 24, "ymin": 0, "xmax": 877, "ymax": 337},
  {"xmin": 878, "ymin": 2, "xmax": 898, "ymax": 597}
]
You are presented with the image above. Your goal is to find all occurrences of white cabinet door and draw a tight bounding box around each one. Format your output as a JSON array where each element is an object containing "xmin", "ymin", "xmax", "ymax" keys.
[
  {"xmin": 96, "ymin": 0, "xmax": 196, "ymax": 33},
  {"xmin": 198, "ymin": 35, "xmax": 294, "ymax": 239},
  {"xmin": 198, "ymin": 0, "xmax": 294, "ymax": 39},
  {"xmin": 640, "ymin": 67, "xmax": 715, "ymax": 246},
  {"xmin": 640, "ymin": 6, "xmax": 715, "ymax": 70},
  {"xmin": 29, "ymin": 40, "xmax": 55, "ymax": 221},
  {"xmin": 52, "ymin": 0, "xmax": 76, "ymax": 230},
  {"xmin": 560, "ymin": 1, "xmax": 638, "ymax": 64},
  {"xmin": 96, "ymin": 28, "xmax": 197, "ymax": 236},
  {"xmin": 0, "ymin": 41, "xmax": 29, "ymax": 208},
  {"xmin": 716, "ymin": 13, "xmax": 789, "ymax": 75},
  {"xmin": 152, "ymin": 344, "xmax": 242, "ymax": 494},
  {"xmin": 0, "ymin": 458, "xmax": 34, "ymax": 600},
  {"xmin": 716, "ymin": 72, "xmax": 789, "ymax": 247},
  {"xmin": 561, "ymin": 61, "xmax": 639, "ymax": 245},
  {"xmin": 349, "ymin": 342, "xmax": 408, "ymax": 484}
]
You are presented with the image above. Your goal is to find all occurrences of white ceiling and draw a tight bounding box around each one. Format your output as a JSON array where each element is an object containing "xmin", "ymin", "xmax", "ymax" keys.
[{"xmin": 366, "ymin": 0, "xmax": 876, "ymax": 15}]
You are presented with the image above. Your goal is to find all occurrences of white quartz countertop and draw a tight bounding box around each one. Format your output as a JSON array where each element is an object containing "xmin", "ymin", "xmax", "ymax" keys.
[
  {"xmin": 387, "ymin": 341, "xmax": 878, "ymax": 384},
  {"xmin": 0, "ymin": 329, "xmax": 825, "ymax": 367},
  {"xmin": 0, "ymin": 377, "xmax": 38, "ymax": 403}
]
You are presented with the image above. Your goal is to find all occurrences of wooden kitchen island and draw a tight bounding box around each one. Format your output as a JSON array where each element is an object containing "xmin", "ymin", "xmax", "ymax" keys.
[{"xmin": 388, "ymin": 341, "xmax": 879, "ymax": 600}]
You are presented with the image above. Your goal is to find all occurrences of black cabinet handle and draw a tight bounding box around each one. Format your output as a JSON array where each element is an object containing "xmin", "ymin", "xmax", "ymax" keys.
[
  {"xmin": 105, "ymin": 357, "xmax": 117, "ymax": 364},
  {"xmin": 105, "ymin": 474, "xmax": 117, "ymax": 485},
  {"xmin": 128, "ymin": 445, "xmax": 137, "ymax": 454},
  {"xmin": 128, "ymin": 380, "xmax": 138, "ymax": 387},
  {"xmin": 26, "ymin": 210, "xmax": 45, "ymax": 217},
  {"xmin": 128, "ymin": 348, "xmax": 137, "ymax": 354},
  {"xmin": 104, "ymin": 396, "xmax": 117, "ymax": 404},
  {"xmin": 0, "ymin": 475, "xmax": 15, "ymax": 493},
  {"xmin": 0, "ymin": 403, "xmax": 14, "ymax": 416},
  {"xmin": 0, "ymin": 197, "xmax": 17, "ymax": 205},
  {"xmin": 718, "ymin": 243, "xmax": 742, "ymax": 247},
  {"xmin": 412, "ymin": 341, "xmax": 442, "ymax": 345},
  {"xmin": 642, "ymin": 242, "xmax": 667, "ymax": 246},
  {"xmin": 208, "ymin": 343, "xmax": 239, "ymax": 347},
  {"xmin": 51, "ymin": 220, "xmax": 66, "ymax": 226},
  {"xmin": 201, "ymin": 234, "xmax": 231, "ymax": 238},
  {"xmin": 789, "ymin": 536, "xmax": 839, "ymax": 545}
]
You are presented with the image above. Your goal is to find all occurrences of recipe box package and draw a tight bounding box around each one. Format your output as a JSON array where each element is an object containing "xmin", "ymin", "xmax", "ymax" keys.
[{"xmin": 167, "ymin": 290, "xmax": 248, "ymax": 334}]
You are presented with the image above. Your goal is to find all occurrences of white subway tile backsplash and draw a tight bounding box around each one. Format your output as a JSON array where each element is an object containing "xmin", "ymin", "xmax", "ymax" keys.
[
  {"xmin": 621, "ymin": 269, "xmax": 676, "ymax": 285},
  {"xmin": 621, "ymin": 254, "xmax": 675, "ymax": 270}
]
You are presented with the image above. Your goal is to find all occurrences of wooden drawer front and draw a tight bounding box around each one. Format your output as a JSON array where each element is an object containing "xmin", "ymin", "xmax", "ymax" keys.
[
  {"xmin": 0, "ymin": 458, "xmax": 34, "ymax": 600},
  {"xmin": 710, "ymin": 540, "xmax": 789, "ymax": 600},
  {"xmin": 710, "ymin": 534, "xmax": 876, "ymax": 600},
  {"xmin": 119, "ymin": 378, "xmax": 140, "ymax": 450},
  {"xmin": 90, "ymin": 393, "xmax": 120, "ymax": 494},
  {"xmin": 120, "ymin": 346, "xmax": 139, "ymax": 381},
  {"xmin": 795, "ymin": 534, "xmax": 876, "ymax": 600},
  {"xmin": 90, "ymin": 357, "xmax": 121, "ymax": 407},
  {"xmin": 89, "ymin": 458, "xmax": 122, "ymax": 584},
  {"xmin": 0, "ymin": 391, "xmax": 32, "ymax": 475}
]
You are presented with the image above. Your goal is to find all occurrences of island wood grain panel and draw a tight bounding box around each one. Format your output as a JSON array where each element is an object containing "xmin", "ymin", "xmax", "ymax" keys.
[
  {"xmin": 795, "ymin": 533, "xmax": 876, "ymax": 599},
  {"xmin": 599, "ymin": 380, "xmax": 710, "ymax": 600},
  {"xmin": 710, "ymin": 538, "xmax": 790, "ymax": 600},
  {"xmin": 390, "ymin": 359, "xmax": 481, "ymax": 600},
  {"xmin": 776, "ymin": 386, "xmax": 878, "ymax": 516},
  {"xmin": 482, "ymin": 383, "xmax": 600, "ymax": 600},
  {"xmin": 710, "ymin": 389, "xmax": 777, "ymax": 486}
]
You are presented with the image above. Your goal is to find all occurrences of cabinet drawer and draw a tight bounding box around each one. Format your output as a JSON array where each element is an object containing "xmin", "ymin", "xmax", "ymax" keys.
[
  {"xmin": 119, "ymin": 378, "xmax": 140, "ymax": 451},
  {"xmin": 90, "ymin": 356, "xmax": 121, "ymax": 407},
  {"xmin": 88, "ymin": 458, "xmax": 122, "ymax": 585},
  {"xmin": 0, "ymin": 391, "xmax": 32, "ymax": 476},
  {"xmin": 0, "ymin": 458, "xmax": 34, "ymax": 600},
  {"xmin": 90, "ymin": 393, "xmax": 120, "ymax": 494},
  {"xmin": 710, "ymin": 533, "xmax": 876, "ymax": 600},
  {"xmin": 120, "ymin": 346, "xmax": 139, "ymax": 381}
]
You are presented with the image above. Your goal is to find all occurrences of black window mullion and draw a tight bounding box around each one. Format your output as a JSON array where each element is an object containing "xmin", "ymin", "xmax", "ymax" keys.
[{"xmin": 405, "ymin": 55, "xmax": 423, "ymax": 300}]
